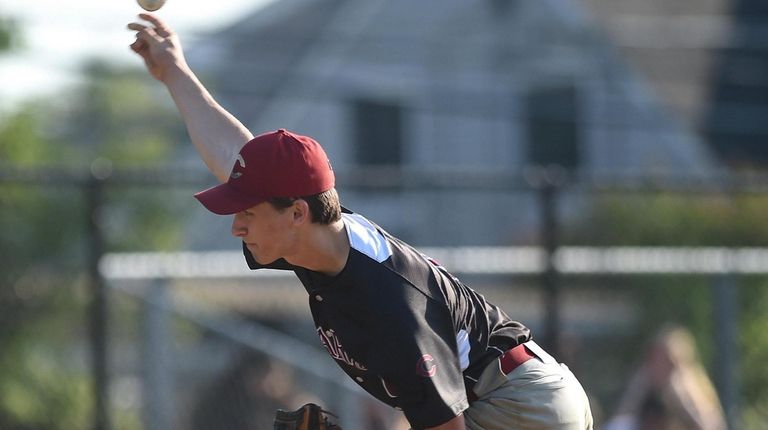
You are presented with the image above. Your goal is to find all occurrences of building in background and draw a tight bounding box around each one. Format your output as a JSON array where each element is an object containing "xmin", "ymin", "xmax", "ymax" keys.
[
  {"xmin": 183, "ymin": 0, "xmax": 720, "ymax": 248},
  {"xmin": 581, "ymin": 0, "xmax": 768, "ymax": 168}
]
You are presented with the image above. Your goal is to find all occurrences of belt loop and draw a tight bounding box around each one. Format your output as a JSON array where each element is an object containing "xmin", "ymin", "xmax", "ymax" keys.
[{"xmin": 523, "ymin": 340, "xmax": 558, "ymax": 365}]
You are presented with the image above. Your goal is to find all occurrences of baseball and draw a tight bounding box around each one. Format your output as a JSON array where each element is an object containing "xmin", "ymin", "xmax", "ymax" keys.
[{"xmin": 137, "ymin": 0, "xmax": 167, "ymax": 11}]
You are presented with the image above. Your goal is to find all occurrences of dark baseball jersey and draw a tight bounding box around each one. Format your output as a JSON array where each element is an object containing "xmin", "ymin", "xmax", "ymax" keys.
[{"xmin": 243, "ymin": 209, "xmax": 531, "ymax": 429}]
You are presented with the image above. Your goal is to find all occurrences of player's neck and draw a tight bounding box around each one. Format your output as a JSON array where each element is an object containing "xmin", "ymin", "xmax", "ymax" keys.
[{"xmin": 290, "ymin": 219, "xmax": 349, "ymax": 276}]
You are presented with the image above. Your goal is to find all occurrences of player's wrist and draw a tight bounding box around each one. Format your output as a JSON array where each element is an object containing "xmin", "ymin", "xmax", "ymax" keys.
[{"xmin": 159, "ymin": 60, "xmax": 194, "ymax": 85}]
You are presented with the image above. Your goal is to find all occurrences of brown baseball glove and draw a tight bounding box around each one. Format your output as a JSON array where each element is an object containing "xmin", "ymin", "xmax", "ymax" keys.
[{"xmin": 273, "ymin": 403, "xmax": 342, "ymax": 430}]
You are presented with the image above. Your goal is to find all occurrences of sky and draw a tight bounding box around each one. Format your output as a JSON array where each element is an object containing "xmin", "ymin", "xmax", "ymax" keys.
[{"xmin": 0, "ymin": 0, "xmax": 272, "ymax": 111}]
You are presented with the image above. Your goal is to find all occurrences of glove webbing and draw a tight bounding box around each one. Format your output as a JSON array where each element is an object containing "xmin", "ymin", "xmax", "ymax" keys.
[{"xmin": 273, "ymin": 403, "xmax": 341, "ymax": 430}]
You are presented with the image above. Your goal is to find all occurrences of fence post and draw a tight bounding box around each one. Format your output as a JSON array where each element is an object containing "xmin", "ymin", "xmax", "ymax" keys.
[
  {"xmin": 713, "ymin": 272, "xmax": 740, "ymax": 430},
  {"xmin": 86, "ymin": 174, "xmax": 111, "ymax": 430},
  {"xmin": 143, "ymin": 279, "xmax": 174, "ymax": 430},
  {"xmin": 535, "ymin": 166, "xmax": 564, "ymax": 359}
]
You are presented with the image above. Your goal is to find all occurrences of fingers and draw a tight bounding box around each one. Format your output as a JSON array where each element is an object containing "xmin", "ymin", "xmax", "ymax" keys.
[
  {"xmin": 130, "ymin": 38, "xmax": 146, "ymax": 54},
  {"xmin": 127, "ymin": 13, "xmax": 173, "ymax": 38},
  {"xmin": 138, "ymin": 13, "xmax": 173, "ymax": 37},
  {"xmin": 127, "ymin": 22, "xmax": 148, "ymax": 32},
  {"xmin": 127, "ymin": 21, "xmax": 165, "ymax": 46}
]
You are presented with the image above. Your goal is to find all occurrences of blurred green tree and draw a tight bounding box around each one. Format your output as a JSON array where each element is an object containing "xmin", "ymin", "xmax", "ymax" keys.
[
  {"xmin": 0, "ymin": 16, "xmax": 16, "ymax": 52},
  {"xmin": 0, "ymin": 58, "xmax": 186, "ymax": 429}
]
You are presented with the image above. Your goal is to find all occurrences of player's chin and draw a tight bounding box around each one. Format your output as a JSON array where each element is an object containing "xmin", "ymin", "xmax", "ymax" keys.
[{"xmin": 246, "ymin": 244, "xmax": 271, "ymax": 263}]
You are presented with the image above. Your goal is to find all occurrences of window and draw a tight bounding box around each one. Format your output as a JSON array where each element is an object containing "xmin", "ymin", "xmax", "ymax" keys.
[
  {"xmin": 352, "ymin": 99, "xmax": 403, "ymax": 166},
  {"xmin": 525, "ymin": 85, "xmax": 580, "ymax": 169}
]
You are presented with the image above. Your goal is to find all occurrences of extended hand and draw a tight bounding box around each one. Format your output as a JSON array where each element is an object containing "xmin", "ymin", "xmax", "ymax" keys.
[{"xmin": 127, "ymin": 13, "xmax": 186, "ymax": 82}]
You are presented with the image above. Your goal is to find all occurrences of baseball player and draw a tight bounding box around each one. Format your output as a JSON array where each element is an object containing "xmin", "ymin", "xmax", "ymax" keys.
[{"xmin": 128, "ymin": 14, "xmax": 593, "ymax": 430}]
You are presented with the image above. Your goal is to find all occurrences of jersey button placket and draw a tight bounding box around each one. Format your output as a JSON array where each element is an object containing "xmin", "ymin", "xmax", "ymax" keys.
[{"xmin": 314, "ymin": 294, "xmax": 323, "ymax": 302}]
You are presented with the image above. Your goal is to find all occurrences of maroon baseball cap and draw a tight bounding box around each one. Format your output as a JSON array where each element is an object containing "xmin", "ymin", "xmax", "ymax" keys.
[{"xmin": 194, "ymin": 129, "xmax": 335, "ymax": 215}]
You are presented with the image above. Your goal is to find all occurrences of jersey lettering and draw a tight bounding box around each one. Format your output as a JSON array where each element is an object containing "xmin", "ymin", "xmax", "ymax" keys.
[{"xmin": 317, "ymin": 327, "xmax": 367, "ymax": 371}]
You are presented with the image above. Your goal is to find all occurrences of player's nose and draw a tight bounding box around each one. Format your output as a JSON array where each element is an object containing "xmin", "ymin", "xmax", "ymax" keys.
[{"xmin": 231, "ymin": 214, "xmax": 247, "ymax": 237}]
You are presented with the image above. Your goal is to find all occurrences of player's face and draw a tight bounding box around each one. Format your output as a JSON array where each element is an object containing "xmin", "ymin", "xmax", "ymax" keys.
[{"xmin": 231, "ymin": 201, "xmax": 298, "ymax": 264}]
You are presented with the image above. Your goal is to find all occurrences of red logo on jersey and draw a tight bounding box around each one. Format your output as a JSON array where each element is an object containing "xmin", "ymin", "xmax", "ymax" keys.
[{"xmin": 416, "ymin": 354, "xmax": 437, "ymax": 377}]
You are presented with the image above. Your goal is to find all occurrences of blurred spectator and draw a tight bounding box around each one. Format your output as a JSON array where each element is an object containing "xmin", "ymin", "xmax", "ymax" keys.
[
  {"xmin": 603, "ymin": 325, "xmax": 727, "ymax": 430},
  {"xmin": 191, "ymin": 353, "xmax": 317, "ymax": 430}
]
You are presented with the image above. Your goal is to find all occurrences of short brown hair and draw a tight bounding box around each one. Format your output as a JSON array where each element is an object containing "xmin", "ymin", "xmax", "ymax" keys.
[{"xmin": 268, "ymin": 188, "xmax": 341, "ymax": 225}]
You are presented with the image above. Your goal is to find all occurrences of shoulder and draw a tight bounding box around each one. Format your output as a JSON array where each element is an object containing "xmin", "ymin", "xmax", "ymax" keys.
[
  {"xmin": 342, "ymin": 212, "xmax": 393, "ymax": 263},
  {"xmin": 342, "ymin": 213, "xmax": 451, "ymax": 303}
]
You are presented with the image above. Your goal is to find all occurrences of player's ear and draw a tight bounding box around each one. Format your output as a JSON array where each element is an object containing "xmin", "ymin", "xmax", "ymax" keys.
[{"xmin": 291, "ymin": 199, "xmax": 311, "ymax": 225}]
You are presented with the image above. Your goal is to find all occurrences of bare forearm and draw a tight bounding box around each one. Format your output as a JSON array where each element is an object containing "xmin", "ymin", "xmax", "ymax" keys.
[
  {"xmin": 164, "ymin": 64, "xmax": 253, "ymax": 182},
  {"xmin": 128, "ymin": 14, "xmax": 251, "ymax": 182}
]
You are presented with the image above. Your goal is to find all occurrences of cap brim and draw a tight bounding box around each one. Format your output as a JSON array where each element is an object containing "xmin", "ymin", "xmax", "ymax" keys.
[{"xmin": 194, "ymin": 182, "xmax": 268, "ymax": 215}]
